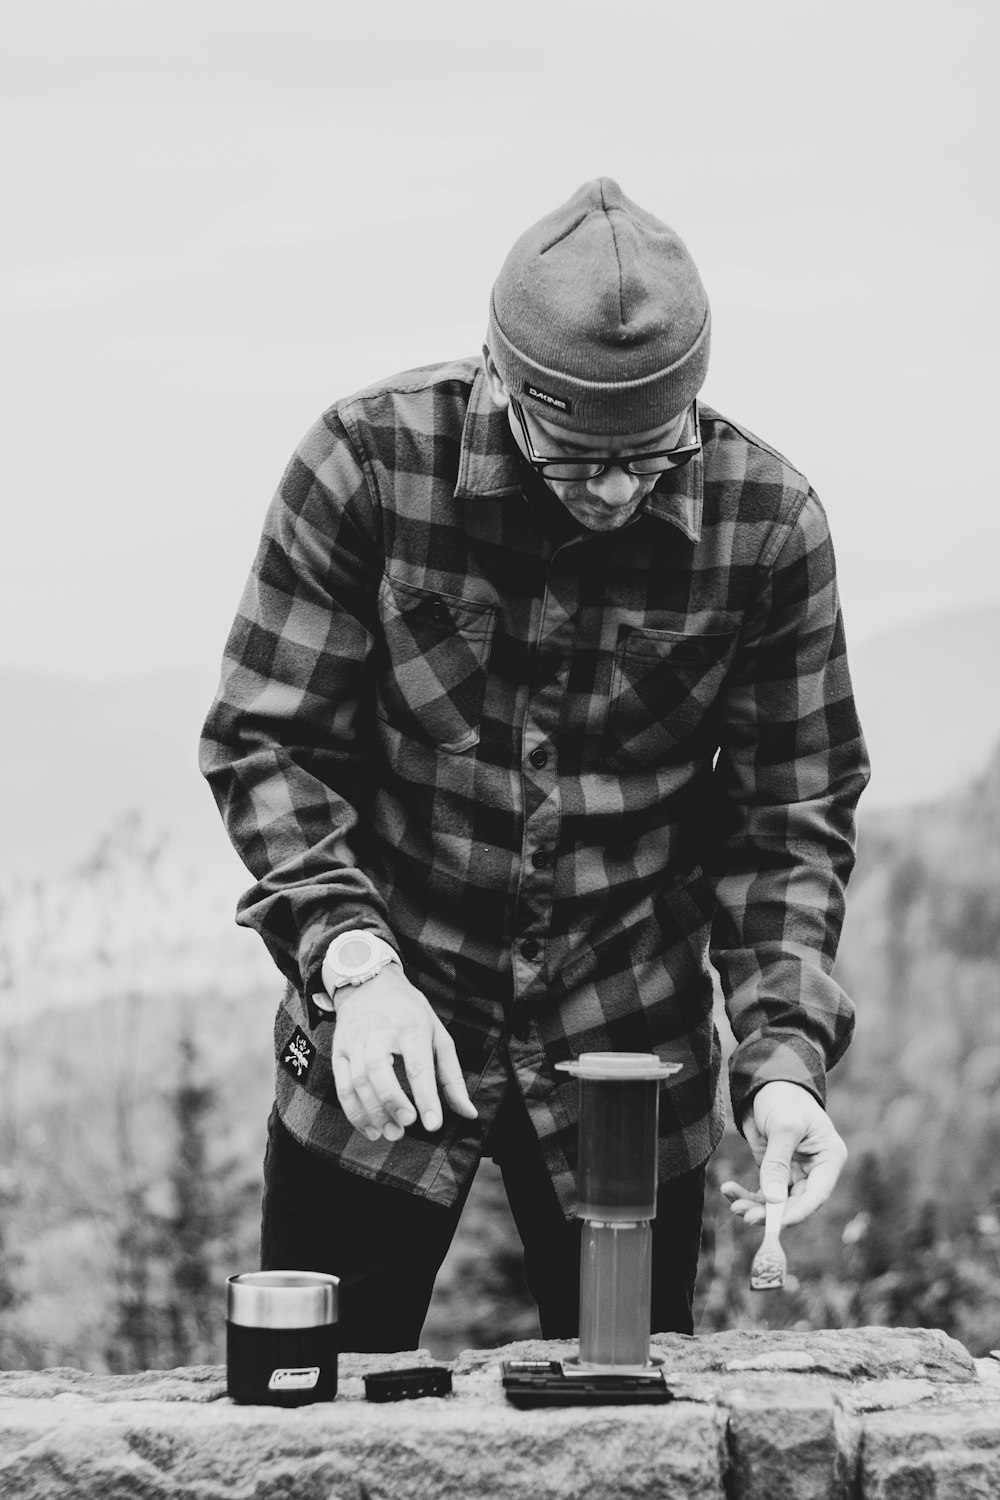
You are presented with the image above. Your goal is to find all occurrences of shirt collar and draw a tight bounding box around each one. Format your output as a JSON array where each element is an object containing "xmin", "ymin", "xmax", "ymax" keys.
[
  {"xmin": 644, "ymin": 446, "xmax": 703, "ymax": 542},
  {"xmin": 454, "ymin": 364, "xmax": 704, "ymax": 543},
  {"xmin": 454, "ymin": 367, "xmax": 523, "ymax": 499}
]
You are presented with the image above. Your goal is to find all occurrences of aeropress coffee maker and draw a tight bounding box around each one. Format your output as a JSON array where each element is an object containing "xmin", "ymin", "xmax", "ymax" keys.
[{"xmin": 502, "ymin": 1051, "xmax": 682, "ymax": 1406}]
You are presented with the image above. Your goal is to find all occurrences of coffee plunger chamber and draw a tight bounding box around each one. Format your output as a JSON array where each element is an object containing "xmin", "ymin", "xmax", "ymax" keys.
[{"xmin": 556, "ymin": 1052, "xmax": 682, "ymax": 1372}]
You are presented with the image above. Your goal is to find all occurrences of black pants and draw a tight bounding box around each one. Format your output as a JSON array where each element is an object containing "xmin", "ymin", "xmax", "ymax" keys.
[{"xmin": 261, "ymin": 1084, "xmax": 705, "ymax": 1352}]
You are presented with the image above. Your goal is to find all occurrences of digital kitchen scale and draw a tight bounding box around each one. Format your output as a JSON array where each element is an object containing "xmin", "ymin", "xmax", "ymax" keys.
[{"xmin": 501, "ymin": 1359, "xmax": 673, "ymax": 1407}]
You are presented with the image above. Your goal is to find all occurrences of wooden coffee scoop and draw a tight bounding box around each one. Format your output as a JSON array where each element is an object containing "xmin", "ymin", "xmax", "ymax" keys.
[{"xmin": 749, "ymin": 1198, "xmax": 787, "ymax": 1291}]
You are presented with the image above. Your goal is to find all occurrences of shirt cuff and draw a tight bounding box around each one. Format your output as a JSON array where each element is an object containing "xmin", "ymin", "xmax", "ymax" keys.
[{"xmin": 728, "ymin": 1032, "xmax": 827, "ymax": 1132}]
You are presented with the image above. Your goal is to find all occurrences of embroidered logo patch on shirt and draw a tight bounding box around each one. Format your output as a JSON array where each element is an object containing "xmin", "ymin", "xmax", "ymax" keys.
[
  {"xmin": 523, "ymin": 381, "xmax": 573, "ymax": 415},
  {"xmin": 281, "ymin": 1028, "xmax": 316, "ymax": 1080}
]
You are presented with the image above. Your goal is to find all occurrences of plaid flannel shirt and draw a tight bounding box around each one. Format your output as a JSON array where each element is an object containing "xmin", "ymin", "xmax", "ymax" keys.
[{"xmin": 200, "ymin": 356, "xmax": 869, "ymax": 1214}]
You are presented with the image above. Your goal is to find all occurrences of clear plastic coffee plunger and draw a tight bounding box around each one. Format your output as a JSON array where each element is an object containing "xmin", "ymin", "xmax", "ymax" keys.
[{"xmin": 556, "ymin": 1052, "xmax": 682, "ymax": 1372}]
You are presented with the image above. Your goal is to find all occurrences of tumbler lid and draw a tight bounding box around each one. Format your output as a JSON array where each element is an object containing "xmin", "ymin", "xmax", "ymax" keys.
[
  {"xmin": 556, "ymin": 1052, "xmax": 683, "ymax": 1080},
  {"xmin": 227, "ymin": 1271, "xmax": 339, "ymax": 1329}
]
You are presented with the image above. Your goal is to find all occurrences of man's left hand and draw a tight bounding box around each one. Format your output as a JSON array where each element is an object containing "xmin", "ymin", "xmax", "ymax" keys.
[{"xmin": 720, "ymin": 1080, "xmax": 847, "ymax": 1229}]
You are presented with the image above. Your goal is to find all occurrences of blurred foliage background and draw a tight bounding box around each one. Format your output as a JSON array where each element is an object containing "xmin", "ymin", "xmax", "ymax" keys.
[{"xmin": 1, "ymin": 743, "xmax": 998, "ymax": 1370}]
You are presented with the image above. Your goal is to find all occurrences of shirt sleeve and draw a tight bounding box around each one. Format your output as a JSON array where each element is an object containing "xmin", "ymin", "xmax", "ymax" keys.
[
  {"xmin": 198, "ymin": 409, "xmax": 398, "ymax": 1015},
  {"xmin": 705, "ymin": 486, "xmax": 870, "ymax": 1127}
]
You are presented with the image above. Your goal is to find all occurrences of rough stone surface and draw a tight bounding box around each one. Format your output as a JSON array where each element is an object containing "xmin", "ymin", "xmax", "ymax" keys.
[
  {"xmin": 862, "ymin": 1400, "xmax": 1000, "ymax": 1499},
  {"xmin": 653, "ymin": 1325, "xmax": 978, "ymax": 1382},
  {"xmin": 0, "ymin": 1330, "xmax": 995, "ymax": 1499},
  {"xmin": 725, "ymin": 1381, "xmax": 859, "ymax": 1500}
]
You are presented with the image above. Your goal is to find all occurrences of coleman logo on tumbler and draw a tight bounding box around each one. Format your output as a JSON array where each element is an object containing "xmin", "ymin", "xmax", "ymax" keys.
[{"xmin": 268, "ymin": 1366, "xmax": 320, "ymax": 1391}]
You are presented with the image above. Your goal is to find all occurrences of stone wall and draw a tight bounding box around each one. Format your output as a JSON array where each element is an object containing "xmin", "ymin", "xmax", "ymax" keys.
[{"xmin": 1, "ymin": 1327, "xmax": 998, "ymax": 1498}]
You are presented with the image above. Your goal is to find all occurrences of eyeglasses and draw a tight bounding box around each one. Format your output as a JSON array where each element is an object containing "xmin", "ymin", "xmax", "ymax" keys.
[{"xmin": 510, "ymin": 398, "xmax": 701, "ymax": 481}]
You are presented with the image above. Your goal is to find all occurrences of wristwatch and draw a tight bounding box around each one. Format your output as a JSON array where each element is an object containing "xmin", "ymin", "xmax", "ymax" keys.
[{"xmin": 320, "ymin": 930, "xmax": 402, "ymax": 998}]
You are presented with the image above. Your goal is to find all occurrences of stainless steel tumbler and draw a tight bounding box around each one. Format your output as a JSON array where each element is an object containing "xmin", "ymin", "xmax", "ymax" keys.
[{"xmin": 226, "ymin": 1271, "xmax": 340, "ymax": 1406}]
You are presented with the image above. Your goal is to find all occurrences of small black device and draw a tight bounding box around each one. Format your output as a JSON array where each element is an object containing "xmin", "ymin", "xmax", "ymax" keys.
[
  {"xmin": 501, "ymin": 1359, "xmax": 673, "ymax": 1407},
  {"xmin": 364, "ymin": 1365, "xmax": 453, "ymax": 1402}
]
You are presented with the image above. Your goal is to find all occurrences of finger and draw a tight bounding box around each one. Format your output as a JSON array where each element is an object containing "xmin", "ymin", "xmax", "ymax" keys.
[
  {"xmin": 728, "ymin": 1199, "xmax": 765, "ymax": 1221},
  {"xmin": 398, "ymin": 1029, "xmax": 444, "ymax": 1131},
  {"xmin": 433, "ymin": 1023, "xmax": 478, "ymax": 1120},
  {"xmin": 331, "ymin": 1053, "xmax": 381, "ymax": 1142},
  {"xmin": 723, "ymin": 1190, "xmax": 767, "ymax": 1224},
  {"xmin": 779, "ymin": 1154, "xmax": 844, "ymax": 1227},
  {"xmin": 719, "ymin": 1180, "xmax": 762, "ymax": 1203},
  {"xmin": 758, "ymin": 1125, "xmax": 799, "ymax": 1202},
  {"xmin": 365, "ymin": 1053, "xmax": 418, "ymax": 1131},
  {"xmin": 349, "ymin": 1061, "xmax": 397, "ymax": 1138}
]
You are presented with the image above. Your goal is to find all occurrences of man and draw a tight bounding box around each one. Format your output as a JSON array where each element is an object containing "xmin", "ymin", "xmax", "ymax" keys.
[{"xmin": 200, "ymin": 178, "xmax": 869, "ymax": 1352}]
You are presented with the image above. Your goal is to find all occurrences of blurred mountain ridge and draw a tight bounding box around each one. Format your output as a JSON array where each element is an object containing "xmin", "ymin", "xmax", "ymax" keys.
[
  {"xmin": 847, "ymin": 603, "xmax": 1000, "ymax": 809},
  {"xmin": 0, "ymin": 664, "xmax": 228, "ymax": 879},
  {"xmin": 1, "ymin": 602, "xmax": 998, "ymax": 882}
]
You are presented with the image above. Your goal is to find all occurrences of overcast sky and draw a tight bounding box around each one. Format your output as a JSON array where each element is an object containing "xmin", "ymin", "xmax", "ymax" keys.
[{"xmin": 2, "ymin": 0, "xmax": 997, "ymax": 686}]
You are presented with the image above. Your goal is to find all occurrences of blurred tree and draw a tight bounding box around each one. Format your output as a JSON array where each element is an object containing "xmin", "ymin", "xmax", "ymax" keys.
[
  {"xmin": 0, "ymin": 917, "xmax": 25, "ymax": 1367},
  {"xmin": 847, "ymin": 1152, "xmax": 897, "ymax": 1280},
  {"xmin": 0, "ymin": 1168, "xmax": 23, "ymax": 1367},
  {"xmin": 106, "ymin": 1014, "xmax": 236, "ymax": 1371},
  {"xmin": 164, "ymin": 1028, "xmax": 217, "ymax": 1366},
  {"xmin": 105, "ymin": 993, "xmax": 166, "ymax": 1372},
  {"xmin": 884, "ymin": 850, "xmax": 925, "ymax": 1026}
]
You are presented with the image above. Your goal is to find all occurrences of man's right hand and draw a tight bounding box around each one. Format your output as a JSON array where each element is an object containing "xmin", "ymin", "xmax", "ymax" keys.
[{"xmin": 329, "ymin": 966, "xmax": 478, "ymax": 1143}]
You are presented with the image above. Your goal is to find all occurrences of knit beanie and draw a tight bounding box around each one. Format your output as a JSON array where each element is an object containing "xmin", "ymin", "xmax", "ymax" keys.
[{"xmin": 488, "ymin": 178, "xmax": 710, "ymax": 434}]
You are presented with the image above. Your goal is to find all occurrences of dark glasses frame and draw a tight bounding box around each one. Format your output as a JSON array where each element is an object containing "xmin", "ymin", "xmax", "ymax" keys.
[{"xmin": 510, "ymin": 398, "xmax": 701, "ymax": 480}]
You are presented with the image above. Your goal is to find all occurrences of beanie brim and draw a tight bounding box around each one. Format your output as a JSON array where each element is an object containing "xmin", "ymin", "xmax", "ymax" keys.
[{"xmin": 489, "ymin": 295, "xmax": 710, "ymax": 434}]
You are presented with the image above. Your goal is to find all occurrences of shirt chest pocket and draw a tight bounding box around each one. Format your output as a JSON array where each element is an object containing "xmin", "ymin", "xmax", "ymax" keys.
[
  {"xmin": 606, "ymin": 623, "xmax": 738, "ymax": 770},
  {"xmin": 375, "ymin": 576, "xmax": 498, "ymax": 753}
]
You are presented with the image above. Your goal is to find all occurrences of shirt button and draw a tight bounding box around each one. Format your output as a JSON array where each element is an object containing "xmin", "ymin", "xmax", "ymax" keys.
[
  {"xmin": 529, "ymin": 747, "xmax": 548, "ymax": 769},
  {"xmin": 531, "ymin": 849, "xmax": 551, "ymax": 869},
  {"xmin": 510, "ymin": 1009, "xmax": 531, "ymax": 1041},
  {"xmin": 520, "ymin": 937, "xmax": 540, "ymax": 960}
]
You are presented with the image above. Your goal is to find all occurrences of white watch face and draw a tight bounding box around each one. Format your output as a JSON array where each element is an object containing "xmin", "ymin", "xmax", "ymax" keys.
[{"xmin": 333, "ymin": 936, "xmax": 376, "ymax": 975}]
